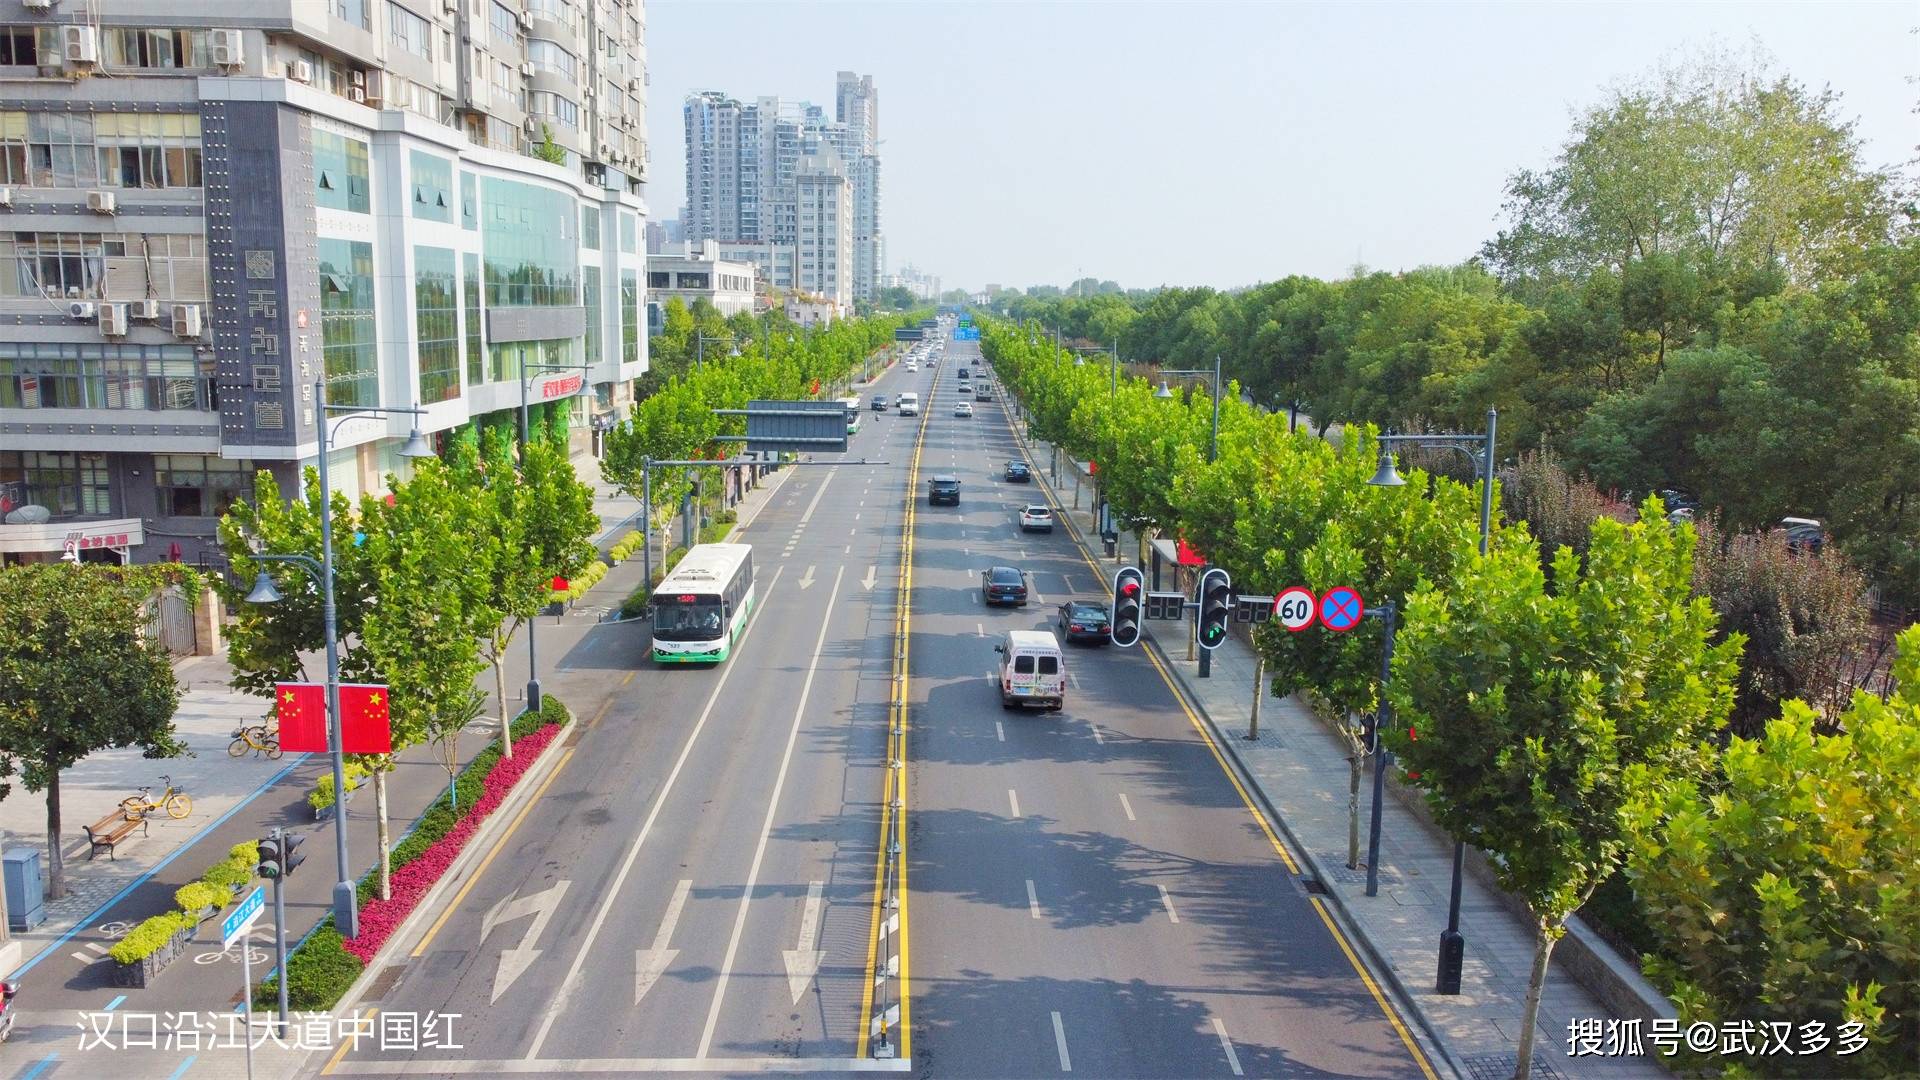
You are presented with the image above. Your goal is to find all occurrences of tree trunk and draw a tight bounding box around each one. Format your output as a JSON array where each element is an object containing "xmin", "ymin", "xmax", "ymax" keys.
[
  {"xmin": 373, "ymin": 765, "xmax": 392, "ymax": 902},
  {"xmin": 1346, "ymin": 751, "xmax": 1362, "ymax": 869},
  {"xmin": 1513, "ymin": 919, "xmax": 1559, "ymax": 1080},
  {"xmin": 493, "ymin": 649, "xmax": 513, "ymax": 759},
  {"xmin": 45, "ymin": 771, "xmax": 64, "ymax": 899}
]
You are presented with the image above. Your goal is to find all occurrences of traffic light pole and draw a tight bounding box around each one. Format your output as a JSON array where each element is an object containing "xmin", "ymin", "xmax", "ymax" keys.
[{"xmin": 271, "ymin": 828, "xmax": 288, "ymax": 1034}]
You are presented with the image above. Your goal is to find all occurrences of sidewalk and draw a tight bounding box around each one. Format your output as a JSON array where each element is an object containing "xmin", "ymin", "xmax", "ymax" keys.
[{"xmin": 1019, "ymin": 426, "xmax": 1669, "ymax": 1080}]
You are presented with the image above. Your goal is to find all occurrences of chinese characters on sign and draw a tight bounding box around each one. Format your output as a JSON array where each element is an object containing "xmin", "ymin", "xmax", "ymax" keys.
[
  {"xmin": 540, "ymin": 373, "xmax": 585, "ymax": 400},
  {"xmin": 73, "ymin": 1009, "xmax": 461, "ymax": 1054},
  {"xmin": 1565, "ymin": 1018, "xmax": 1870, "ymax": 1059}
]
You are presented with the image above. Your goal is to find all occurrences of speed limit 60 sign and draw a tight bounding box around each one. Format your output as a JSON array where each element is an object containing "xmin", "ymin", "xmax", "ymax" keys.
[{"xmin": 1274, "ymin": 587, "xmax": 1317, "ymax": 631}]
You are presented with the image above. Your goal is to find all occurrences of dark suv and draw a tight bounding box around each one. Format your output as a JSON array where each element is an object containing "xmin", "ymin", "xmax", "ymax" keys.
[
  {"xmin": 1005, "ymin": 461, "xmax": 1031, "ymax": 482},
  {"xmin": 928, "ymin": 475, "xmax": 961, "ymax": 505}
]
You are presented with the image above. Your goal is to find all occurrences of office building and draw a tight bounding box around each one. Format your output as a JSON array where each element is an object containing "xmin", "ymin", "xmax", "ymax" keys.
[
  {"xmin": 0, "ymin": 0, "xmax": 651, "ymax": 568},
  {"xmin": 646, "ymin": 240, "xmax": 757, "ymax": 333}
]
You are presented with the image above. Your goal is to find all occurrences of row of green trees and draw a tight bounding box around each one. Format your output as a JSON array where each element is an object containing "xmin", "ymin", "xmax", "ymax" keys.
[
  {"xmin": 994, "ymin": 55, "xmax": 1918, "ymax": 606},
  {"xmin": 986, "ymin": 322, "xmax": 1916, "ymax": 1077},
  {"xmin": 217, "ymin": 422, "xmax": 597, "ymax": 901}
]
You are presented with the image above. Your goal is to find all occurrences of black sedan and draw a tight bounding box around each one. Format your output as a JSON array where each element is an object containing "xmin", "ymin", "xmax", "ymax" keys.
[
  {"xmin": 1005, "ymin": 461, "xmax": 1031, "ymax": 482},
  {"xmin": 1057, "ymin": 601, "xmax": 1111, "ymax": 643},
  {"xmin": 981, "ymin": 566, "xmax": 1028, "ymax": 606},
  {"xmin": 871, "ymin": 395, "xmax": 889, "ymax": 411}
]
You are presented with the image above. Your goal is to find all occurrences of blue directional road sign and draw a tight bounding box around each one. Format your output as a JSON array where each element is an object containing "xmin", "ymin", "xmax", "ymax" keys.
[
  {"xmin": 1319, "ymin": 586, "xmax": 1364, "ymax": 632},
  {"xmin": 222, "ymin": 885, "xmax": 265, "ymax": 949},
  {"xmin": 953, "ymin": 326, "xmax": 979, "ymax": 341}
]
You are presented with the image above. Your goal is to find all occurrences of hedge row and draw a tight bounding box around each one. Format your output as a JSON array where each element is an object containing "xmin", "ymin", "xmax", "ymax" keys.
[
  {"xmin": 253, "ymin": 696, "xmax": 573, "ymax": 1010},
  {"xmin": 607, "ymin": 530, "xmax": 644, "ymax": 564},
  {"xmin": 308, "ymin": 761, "xmax": 371, "ymax": 812},
  {"xmin": 556, "ymin": 560, "xmax": 608, "ymax": 604},
  {"xmin": 110, "ymin": 841, "xmax": 260, "ymax": 963}
]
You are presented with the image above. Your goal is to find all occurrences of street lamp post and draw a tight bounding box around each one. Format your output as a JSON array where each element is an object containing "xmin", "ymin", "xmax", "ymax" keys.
[
  {"xmin": 1366, "ymin": 406, "xmax": 1498, "ymax": 996},
  {"xmin": 1155, "ymin": 354, "xmax": 1225, "ymax": 676},
  {"xmin": 244, "ymin": 381, "xmax": 435, "ymax": 939},
  {"xmin": 517, "ymin": 361, "xmax": 590, "ymax": 716}
]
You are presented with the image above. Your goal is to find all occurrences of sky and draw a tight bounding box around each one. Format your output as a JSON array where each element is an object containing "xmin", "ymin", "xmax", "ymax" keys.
[{"xmin": 643, "ymin": 1, "xmax": 1917, "ymax": 293}]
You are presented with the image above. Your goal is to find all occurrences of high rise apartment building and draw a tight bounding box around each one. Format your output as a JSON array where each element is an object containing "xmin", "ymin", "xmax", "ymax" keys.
[
  {"xmin": 0, "ymin": 0, "xmax": 653, "ymax": 569},
  {"xmin": 680, "ymin": 73, "xmax": 880, "ymax": 308}
]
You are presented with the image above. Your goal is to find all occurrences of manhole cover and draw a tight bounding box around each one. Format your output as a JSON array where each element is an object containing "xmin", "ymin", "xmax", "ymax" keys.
[{"xmin": 1463, "ymin": 1053, "xmax": 1565, "ymax": 1080}]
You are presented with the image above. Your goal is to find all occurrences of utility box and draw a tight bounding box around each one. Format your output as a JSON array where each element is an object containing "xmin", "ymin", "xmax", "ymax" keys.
[{"xmin": 4, "ymin": 848, "xmax": 46, "ymax": 932}]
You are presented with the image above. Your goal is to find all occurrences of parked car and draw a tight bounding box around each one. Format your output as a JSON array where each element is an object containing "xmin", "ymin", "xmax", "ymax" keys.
[
  {"xmin": 1779, "ymin": 517, "xmax": 1825, "ymax": 554},
  {"xmin": 954, "ymin": 401, "xmax": 974, "ymax": 417},
  {"xmin": 1005, "ymin": 461, "xmax": 1031, "ymax": 483},
  {"xmin": 1056, "ymin": 600, "xmax": 1111, "ymax": 644},
  {"xmin": 981, "ymin": 566, "xmax": 1029, "ymax": 606},
  {"xmin": 928, "ymin": 474, "xmax": 961, "ymax": 506},
  {"xmin": 1019, "ymin": 505, "xmax": 1054, "ymax": 532}
]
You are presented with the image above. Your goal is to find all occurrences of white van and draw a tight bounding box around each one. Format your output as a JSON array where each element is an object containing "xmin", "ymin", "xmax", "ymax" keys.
[
  {"xmin": 995, "ymin": 630, "xmax": 1066, "ymax": 711},
  {"xmin": 897, "ymin": 392, "xmax": 919, "ymax": 416}
]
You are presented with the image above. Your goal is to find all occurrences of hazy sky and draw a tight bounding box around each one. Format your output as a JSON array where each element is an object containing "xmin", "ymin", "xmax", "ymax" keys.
[{"xmin": 644, "ymin": 1, "xmax": 1916, "ymax": 293}]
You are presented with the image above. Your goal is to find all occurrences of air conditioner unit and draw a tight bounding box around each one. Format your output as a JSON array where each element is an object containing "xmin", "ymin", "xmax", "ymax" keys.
[
  {"xmin": 63, "ymin": 24, "xmax": 98, "ymax": 65},
  {"xmin": 628, "ymin": 77, "xmax": 640, "ymax": 93},
  {"xmin": 0, "ymin": 186, "xmax": 12, "ymax": 208},
  {"xmin": 172, "ymin": 303, "xmax": 203, "ymax": 338},
  {"xmin": 442, "ymin": 0, "xmax": 457, "ymax": 11},
  {"xmin": 518, "ymin": 62, "xmax": 535, "ymax": 77},
  {"xmin": 210, "ymin": 28, "xmax": 244, "ymax": 67},
  {"xmin": 522, "ymin": 117, "xmax": 539, "ymax": 134},
  {"xmin": 68, "ymin": 301, "xmax": 95, "ymax": 319},
  {"xmin": 347, "ymin": 87, "xmax": 366, "ymax": 104},
  {"xmin": 288, "ymin": 59, "xmax": 313, "ymax": 83},
  {"xmin": 350, "ymin": 68, "xmax": 366, "ymax": 87},
  {"xmin": 363, "ymin": 70, "xmax": 386, "ymax": 106},
  {"xmin": 23, "ymin": 0, "xmax": 53, "ymax": 12},
  {"xmin": 517, "ymin": 12, "xmax": 531, "ymax": 30},
  {"xmin": 86, "ymin": 189, "xmax": 116, "ymax": 214},
  {"xmin": 98, "ymin": 303, "xmax": 128, "ymax": 336},
  {"xmin": 128, "ymin": 298, "xmax": 161, "ymax": 320}
]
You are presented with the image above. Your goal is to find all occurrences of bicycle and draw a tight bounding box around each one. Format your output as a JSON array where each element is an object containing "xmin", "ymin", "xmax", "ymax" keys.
[
  {"xmin": 228, "ymin": 722, "xmax": 283, "ymax": 760},
  {"xmin": 121, "ymin": 775, "xmax": 191, "ymax": 820}
]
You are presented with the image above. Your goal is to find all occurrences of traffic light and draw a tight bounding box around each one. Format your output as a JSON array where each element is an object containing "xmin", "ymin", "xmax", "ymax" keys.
[
  {"xmin": 1198, "ymin": 568, "xmax": 1232, "ymax": 651},
  {"xmin": 257, "ymin": 833, "xmax": 281, "ymax": 879},
  {"xmin": 257, "ymin": 830, "xmax": 306, "ymax": 879},
  {"xmin": 1111, "ymin": 567, "xmax": 1143, "ymax": 648}
]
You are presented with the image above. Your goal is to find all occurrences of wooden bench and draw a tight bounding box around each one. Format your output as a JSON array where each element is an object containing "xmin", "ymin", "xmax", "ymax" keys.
[{"xmin": 83, "ymin": 809, "xmax": 147, "ymax": 860}]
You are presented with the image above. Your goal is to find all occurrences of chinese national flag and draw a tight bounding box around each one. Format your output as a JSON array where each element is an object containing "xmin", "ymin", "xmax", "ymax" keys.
[
  {"xmin": 338, "ymin": 684, "xmax": 393, "ymax": 754},
  {"xmin": 275, "ymin": 683, "xmax": 327, "ymax": 753}
]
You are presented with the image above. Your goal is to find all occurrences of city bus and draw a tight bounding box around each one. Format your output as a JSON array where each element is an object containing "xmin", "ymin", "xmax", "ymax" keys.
[
  {"xmin": 650, "ymin": 543, "xmax": 756, "ymax": 664},
  {"xmin": 839, "ymin": 396, "xmax": 862, "ymax": 434}
]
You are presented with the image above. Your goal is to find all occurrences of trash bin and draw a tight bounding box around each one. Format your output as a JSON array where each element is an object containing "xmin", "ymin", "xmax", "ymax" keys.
[
  {"xmin": 1102, "ymin": 532, "xmax": 1118, "ymax": 557},
  {"xmin": 4, "ymin": 848, "xmax": 46, "ymax": 932}
]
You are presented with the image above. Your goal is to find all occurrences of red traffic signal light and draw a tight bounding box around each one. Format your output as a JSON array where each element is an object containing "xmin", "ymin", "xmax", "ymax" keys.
[{"xmin": 1111, "ymin": 567, "xmax": 1144, "ymax": 648}]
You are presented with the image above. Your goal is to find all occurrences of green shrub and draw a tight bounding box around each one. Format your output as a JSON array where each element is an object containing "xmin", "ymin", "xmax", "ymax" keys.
[
  {"xmin": 174, "ymin": 881, "xmax": 228, "ymax": 914},
  {"xmin": 309, "ymin": 762, "xmax": 371, "ymax": 811},
  {"xmin": 608, "ymin": 531, "xmax": 645, "ymax": 563},
  {"xmin": 200, "ymin": 844, "xmax": 258, "ymax": 893},
  {"xmin": 559, "ymin": 560, "xmax": 609, "ymax": 602},
  {"xmin": 253, "ymin": 921, "xmax": 363, "ymax": 1011},
  {"xmin": 108, "ymin": 910, "xmax": 195, "ymax": 964}
]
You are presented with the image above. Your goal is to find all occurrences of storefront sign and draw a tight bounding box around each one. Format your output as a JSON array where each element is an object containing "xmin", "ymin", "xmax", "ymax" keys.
[{"xmin": 540, "ymin": 374, "xmax": 585, "ymax": 400}]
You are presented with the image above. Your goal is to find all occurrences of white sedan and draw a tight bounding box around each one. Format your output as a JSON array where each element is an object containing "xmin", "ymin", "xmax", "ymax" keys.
[{"xmin": 953, "ymin": 401, "xmax": 974, "ymax": 417}]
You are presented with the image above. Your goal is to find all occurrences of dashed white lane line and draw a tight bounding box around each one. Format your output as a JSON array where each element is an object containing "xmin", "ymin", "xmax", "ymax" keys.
[
  {"xmin": 976, "ymin": 622, "xmax": 984, "ymax": 637},
  {"xmin": 1156, "ymin": 884, "xmax": 1181, "ymax": 924},
  {"xmin": 1118, "ymin": 793, "xmax": 1136, "ymax": 821},
  {"xmin": 1051, "ymin": 1012, "xmax": 1072, "ymax": 1072},
  {"xmin": 1068, "ymin": 671, "xmax": 1080, "ymax": 690},
  {"xmin": 1008, "ymin": 789, "xmax": 1021, "ymax": 818},
  {"xmin": 995, "ymin": 721, "xmax": 1005, "ymax": 742},
  {"xmin": 1090, "ymin": 723, "xmax": 1104, "ymax": 745},
  {"xmin": 1026, "ymin": 879, "xmax": 1042, "ymax": 920},
  {"xmin": 1212, "ymin": 1018, "xmax": 1243, "ymax": 1076},
  {"xmin": 844, "ymin": 546, "xmax": 851, "ymax": 554}
]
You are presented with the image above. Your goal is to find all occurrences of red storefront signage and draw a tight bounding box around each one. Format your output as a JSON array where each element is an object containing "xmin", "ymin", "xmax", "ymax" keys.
[{"xmin": 540, "ymin": 374, "xmax": 585, "ymax": 400}]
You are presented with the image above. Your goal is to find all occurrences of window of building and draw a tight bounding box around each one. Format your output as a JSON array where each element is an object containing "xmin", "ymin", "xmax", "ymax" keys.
[
  {"xmin": 646, "ymin": 271, "xmax": 668, "ymax": 289},
  {"xmin": 526, "ymin": 0, "xmax": 576, "ymax": 30},
  {"xmin": 619, "ymin": 211, "xmax": 636, "ymax": 254},
  {"xmin": 487, "ymin": 338, "xmax": 570, "ymax": 384},
  {"xmin": 525, "ymin": 39, "xmax": 576, "ymax": 80},
  {"xmin": 0, "ymin": 28, "xmax": 37, "ymax": 65},
  {"xmin": 490, "ymin": 1, "xmax": 518, "ymax": 45},
  {"xmin": 480, "ymin": 176, "xmax": 577, "ymax": 309},
  {"xmin": 388, "ymin": 3, "xmax": 430, "ymax": 58},
  {"xmin": 102, "ymin": 28, "xmax": 211, "ymax": 69},
  {"xmin": 0, "ymin": 450, "xmax": 110, "ymax": 516},
  {"xmin": 414, "ymin": 246, "xmax": 459, "ymax": 403},
  {"xmin": 86, "ymin": 112, "xmax": 204, "ymax": 189},
  {"xmin": 0, "ymin": 231, "xmax": 206, "ymax": 302},
  {"xmin": 528, "ymin": 91, "xmax": 578, "ymax": 129},
  {"xmin": 676, "ymin": 272, "xmax": 709, "ymax": 291},
  {"xmin": 582, "ymin": 265, "xmax": 601, "ymax": 366},
  {"xmin": 318, "ymin": 238, "xmax": 377, "ymax": 407},
  {"xmin": 0, "ymin": 343, "xmax": 209, "ymax": 411},
  {"xmin": 154, "ymin": 454, "xmax": 252, "ymax": 517},
  {"xmin": 620, "ymin": 270, "xmax": 638, "ymax": 365},
  {"xmin": 409, "ymin": 150, "xmax": 452, "ymax": 223},
  {"xmin": 580, "ymin": 205, "xmax": 600, "ymax": 249},
  {"xmin": 313, "ymin": 130, "xmax": 371, "ymax": 213},
  {"xmin": 462, "ymin": 251, "xmax": 483, "ymax": 386},
  {"xmin": 331, "ymin": 0, "xmax": 372, "ymax": 29}
]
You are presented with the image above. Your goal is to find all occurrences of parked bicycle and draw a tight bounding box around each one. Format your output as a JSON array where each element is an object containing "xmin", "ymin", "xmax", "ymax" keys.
[
  {"xmin": 228, "ymin": 722, "xmax": 283, "ymax": 760},
  {"xmin": 121, "ymin": 776, "xmax": 192, "ymax": 820}
]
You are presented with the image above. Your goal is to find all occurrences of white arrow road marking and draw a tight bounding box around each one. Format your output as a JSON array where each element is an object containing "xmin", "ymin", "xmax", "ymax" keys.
[
  {"xmin": 782, "ymin": 881, "xmax": 827, "ymax": 1004},
  {"xmin": 799, "ymin": 565, "xmax": 817, "ymax": 590},
  {"xmin": 634, "ymin": 878, "xmax": 693, "ymax": 1004},
  {"xmin": 482, "ymin": 880, "xmax": 571, "ymax": 1003},
  {"xmin": 861, "ymin": 565, "xmax": 878, "ymax": 590}
]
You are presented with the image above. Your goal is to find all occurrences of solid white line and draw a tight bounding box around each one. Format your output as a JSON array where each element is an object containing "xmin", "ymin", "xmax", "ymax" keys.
[
  {"xmin": 1051, "ymin": 1011, "xmax": 1072, "ymax": 1072},
  {"xmin": 1156, "ymin": 884, "xmax": 1181, "ymax": 924},
  {"xmin": 1212, "ymin": 1018, "xmax": 1243, "ymax": 1076},
  {"xmin": 526, "ymin": 566, "xmax": 786, "ymax": 1059},
  {"xmin": 797, "ymin": 468, "xmax": 836, "ymax": 526},
  {"xmin": 696, "ymin": 565, "xmax": 845, "ymax": 1058},
  {"xmin": 330, "ymin": 1059, "xmax": 913, "ymax": 1074},
  {"xmin": 1118, "ymin": 793, "xmax": 1136, "ymax": 821},
  {"xmin": 975, "ymin": 623, "xmax": 984, "ymax": 637},
  {"xmin": 1090, "ymin": 724, "xmax": 1104, "ymax": 745},
  {"xmin": 1026, "ymin": 879, "xmax": 1041, "ymax": 919},
  {"xmin": 995, "ymin": 721, "xmax": 1005, "ymax": 742},
  {"xmin": 1008, "ymin": 789, "xmax": 1021, "ymax": 818}
]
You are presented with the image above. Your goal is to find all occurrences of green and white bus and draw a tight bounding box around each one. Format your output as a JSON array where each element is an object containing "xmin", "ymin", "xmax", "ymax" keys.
[
  {"xmin": 839, "ymin": 396, "xmax": 862, "ymax": 434},
  {"xmin": 651, "ymin": 543, "xmax": 756, "ymax": 663}
]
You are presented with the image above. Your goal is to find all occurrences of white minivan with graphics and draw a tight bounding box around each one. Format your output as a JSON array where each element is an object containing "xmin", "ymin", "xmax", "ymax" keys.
[
  {"xmin": 995, "ymin": 629, "xmax": 1066, "ymax": 711},
  {"xmin": 897, "ymin": 392, "xmax": 919, "ymax": 416}
]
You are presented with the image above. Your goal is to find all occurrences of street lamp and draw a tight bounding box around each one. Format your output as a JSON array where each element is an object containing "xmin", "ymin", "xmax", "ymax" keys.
[
  {"xmin": 1154, "ymin": 355, "xmax": 1226, "ymax": 675},
  {"xmin": 246, "ymin": 381, "xmax": 434, "ymax": 939},
  {"xmin": 1366, "ymin": 407, "xmax": 1498, "ymax": 996},
  {"xmin": 517, "ymin": 360, "xmax": 590, "ymax": 715},
  {"xmin": 695, "ymin": 332, "xmax": 733, "ymax": 369}
]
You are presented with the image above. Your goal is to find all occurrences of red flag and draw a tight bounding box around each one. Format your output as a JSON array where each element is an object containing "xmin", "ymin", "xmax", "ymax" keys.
[
  {"xmin": 1175, "ymin": 537, "xmax": 1206, "ymax": 567},
  {"xmin": 550, "ymin": 575, "xmax": 569, "ymax": 592},
  {"xmin": 339, "ymin": 683, "xmax": 392, "ymax": 754},
  {"xmin": 275, "ymin": 683, "xmax": 327, "ymax": 753}
]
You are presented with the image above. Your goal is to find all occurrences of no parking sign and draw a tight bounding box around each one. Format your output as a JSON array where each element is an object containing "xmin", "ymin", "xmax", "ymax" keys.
[{"xmin": 1319, "ymin": 587, "xmax": 1364, "ymax": 632}]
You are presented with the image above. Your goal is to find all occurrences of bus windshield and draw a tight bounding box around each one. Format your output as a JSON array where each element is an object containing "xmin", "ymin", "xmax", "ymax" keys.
[{"xmin": 653, "ymin": 594, "xmax": 725, "ymax": 641}]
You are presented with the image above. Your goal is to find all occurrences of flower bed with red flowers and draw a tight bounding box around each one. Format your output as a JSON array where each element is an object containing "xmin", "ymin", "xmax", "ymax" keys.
[{"xmin": 255, "ymin": 696, "xmax": 573, "ymax": 1010}]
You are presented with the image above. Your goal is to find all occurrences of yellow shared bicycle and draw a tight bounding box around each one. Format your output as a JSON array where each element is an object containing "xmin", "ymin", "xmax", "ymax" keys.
[{"xmin": 121, "ymin": 775, "xmax": 192, "ymax": 820}]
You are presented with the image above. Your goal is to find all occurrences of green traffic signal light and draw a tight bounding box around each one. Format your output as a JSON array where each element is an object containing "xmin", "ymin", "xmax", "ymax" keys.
[
  {"xmin": 1198, "ymin": 568, "xmax": 1232, "ymax": 651},
  {"xmin": 257, "ymin": 834, "xmax": 282, "ymax": 879}
]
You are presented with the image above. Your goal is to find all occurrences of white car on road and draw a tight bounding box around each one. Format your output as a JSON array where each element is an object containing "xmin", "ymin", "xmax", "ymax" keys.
[{"xmin": 954, "ymin": 401, "xmax": 973, "ymax": 417}]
